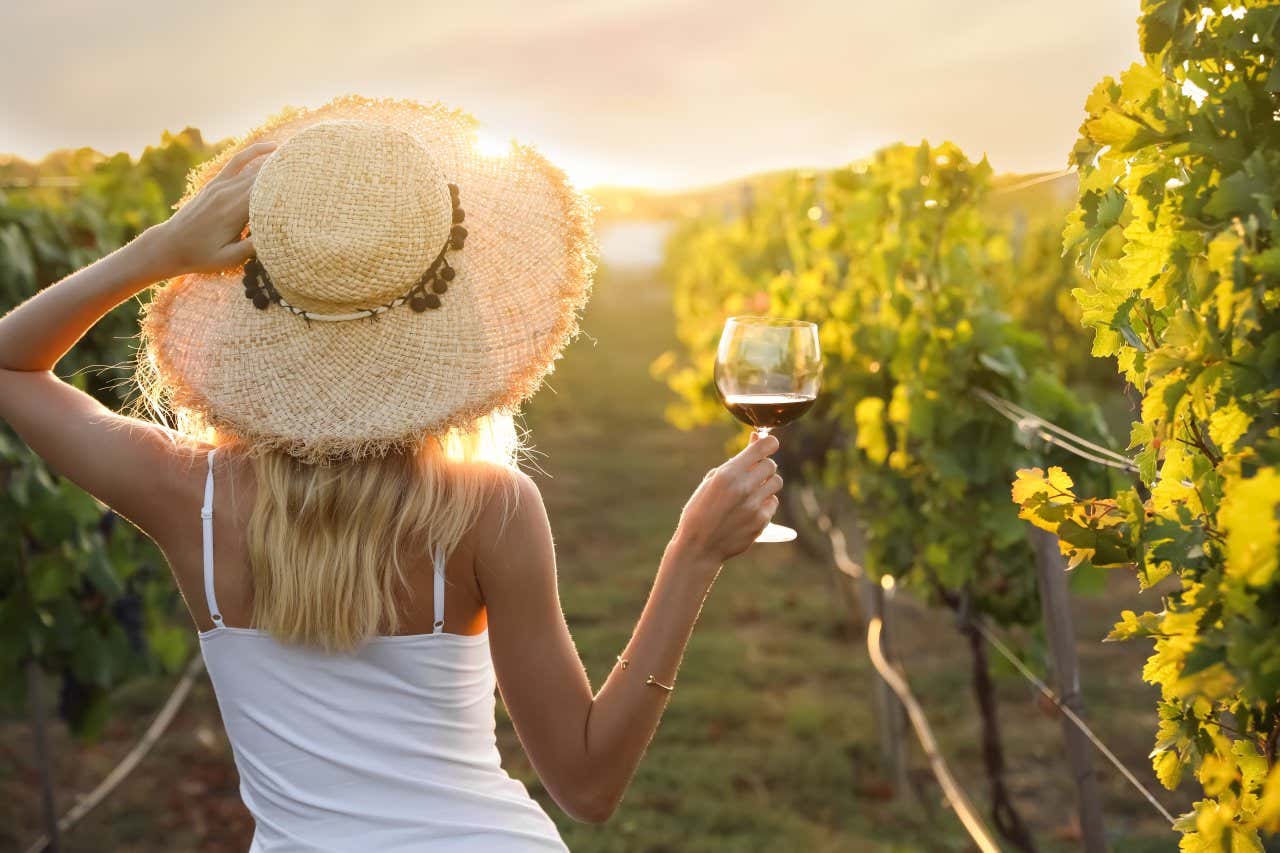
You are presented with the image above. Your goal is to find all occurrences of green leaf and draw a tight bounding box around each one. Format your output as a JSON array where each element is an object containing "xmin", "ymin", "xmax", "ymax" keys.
[
  {"xmin": 146, "ymin": 623, "xmax": 189, "ymax": 673},
  {"xmin": 1106, "ymin": 609, "xmax": 1166, "ymax": 641},
  {"xmin": 1140, "ymin": 0, "xmax": 1189, "ymax": 55},
  {"xmin": 85, "ymin": 549, "xmax": 124, "ymax": 597},
  {"xmin": 28, "ymin": 557, "xmax": 73, "ymax": 602},
  {"xmin": 1180, "ymin": 642, "xmax": 1227, "ymax": 677}
]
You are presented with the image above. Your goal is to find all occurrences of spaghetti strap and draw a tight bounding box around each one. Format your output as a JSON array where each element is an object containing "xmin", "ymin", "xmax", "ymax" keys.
[
  {"xmin": 432, "ymin": 544, "xmax": 446, "ymax": 634},
  {"xmin": 202, "ymin": 449, "xmax": 223, "ymax": 630}
]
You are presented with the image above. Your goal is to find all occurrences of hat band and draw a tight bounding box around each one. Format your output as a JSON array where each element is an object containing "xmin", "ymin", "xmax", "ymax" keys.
[{"xmin": 241, "ymin": 182, "xmax": 468, "ymax": 323}]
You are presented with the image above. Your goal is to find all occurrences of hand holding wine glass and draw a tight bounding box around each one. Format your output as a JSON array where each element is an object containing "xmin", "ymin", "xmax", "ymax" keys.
[
  {"xmin": 673, "ymin": 432, "xmax": 783, "ymax": 567},
  {"xmin": 714, "ymin": 316, "xmax": 822, "ymax": 543}
]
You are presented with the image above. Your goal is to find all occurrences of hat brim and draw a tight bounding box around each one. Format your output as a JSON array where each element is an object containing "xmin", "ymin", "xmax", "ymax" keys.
[{"xmin": 140, "ymin": 96, "xmax": 595, "ymax": 462}]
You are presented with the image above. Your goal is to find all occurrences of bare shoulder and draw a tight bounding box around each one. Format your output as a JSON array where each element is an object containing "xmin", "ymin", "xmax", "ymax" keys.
[
  {"xmin": 465, "ymin": 465, "xmax": 553, "ymax": 591},
  {"xmin": 469, "ymin": 465, "xmax": 547, "ymax": 551},
  {"xmin": 137, "ymin": 440, "xmax": 225, "ymax": 557}
]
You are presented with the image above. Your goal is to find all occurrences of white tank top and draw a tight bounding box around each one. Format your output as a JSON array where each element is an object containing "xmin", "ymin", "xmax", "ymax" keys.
[{"xmin": 196, "ymin": 450, "xmax": 569, "ymax": 852}]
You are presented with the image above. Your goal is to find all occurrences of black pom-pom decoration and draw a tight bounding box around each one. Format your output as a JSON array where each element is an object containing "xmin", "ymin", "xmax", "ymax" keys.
[
  {"xmin": 251, "ymin": 292, "xmax": 271, "ymax": 310},
  {"xmin": 440, "ymin": 265, "xmax": 455, "ymax": 282},
  {"xmin": 432, "ymin": 280, "xmax": 448, "ymax": 294},
  {"xmin": 424, "ymin": 293, "xmax": 441, "ymax": 309},
  {"xmin": 409, "ymin": 295, "xmax": 428, "ymax": 312},
  {"xmin": 453, "ymin": 207, "xmax": 465, "ymax": 224}
]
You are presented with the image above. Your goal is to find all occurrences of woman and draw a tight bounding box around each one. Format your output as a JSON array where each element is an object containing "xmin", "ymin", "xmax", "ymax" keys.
[{"xmin": 0, "ymin": 97, "xmax": 782, "ymax": 851}]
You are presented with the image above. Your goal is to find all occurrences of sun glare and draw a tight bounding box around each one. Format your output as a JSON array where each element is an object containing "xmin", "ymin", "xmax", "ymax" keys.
[
  {"xmin": 474, "ymin": 130, "xmax": 511, "ymax": 159},
  {"xmin": 469, "ymin": 127, "xmax": 668, "ymax": 190}
]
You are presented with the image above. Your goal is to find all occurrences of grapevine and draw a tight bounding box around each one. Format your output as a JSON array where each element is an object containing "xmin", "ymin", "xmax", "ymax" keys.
[
  {"xmin": 1012, "ymin": 2, "xmax": 1280, "ymax": 848},
  {"xmin": 658, "ymin": 143, "xmax": 1112, "ymax": 846},
  {"xmin": 0, "ymin": 129, "xmax": 218, "ymax": 735}
]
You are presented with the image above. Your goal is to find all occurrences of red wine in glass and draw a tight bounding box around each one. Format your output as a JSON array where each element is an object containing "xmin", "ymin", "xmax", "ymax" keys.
[
  {"xmin": 722, "ymin": 393, "xmax": 817, "ymax": 431},
  {"xmin": 714, "ymin": 316, "xmax": 822, "ymax": 543}
]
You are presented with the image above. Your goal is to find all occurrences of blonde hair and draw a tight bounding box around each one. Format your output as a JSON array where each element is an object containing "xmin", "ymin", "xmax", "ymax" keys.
[{"xmin": 220, "ymin": 413, "xmax": 522, "ymax": 652}]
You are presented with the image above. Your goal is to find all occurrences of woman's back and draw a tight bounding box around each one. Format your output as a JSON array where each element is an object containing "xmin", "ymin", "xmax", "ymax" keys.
[
  {"xmin": 197, "ymin": 450, "xmax": 568, "ymax": 851},
  {"xmin": 0, "ymin": 99, "xmax": 783, "ymax": 848}
]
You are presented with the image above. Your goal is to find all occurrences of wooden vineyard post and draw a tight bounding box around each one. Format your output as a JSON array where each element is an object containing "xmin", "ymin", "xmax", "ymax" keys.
[
  {"xmin": 868, "ymin": 576, "xmax": 909, "ymax": 799},
  {"xmin": 26, "ymin": 658, "xmax": 59, "ymax": 853},
  {"xmin": 1031, "ymin": 528, "xmax": 1107, "ymax": 852}
]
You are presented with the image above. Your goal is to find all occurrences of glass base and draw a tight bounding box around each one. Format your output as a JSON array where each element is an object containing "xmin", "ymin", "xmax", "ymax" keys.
[{"xmin": 755, "ymin": 522, "xmax": 797, "ymax": 544}]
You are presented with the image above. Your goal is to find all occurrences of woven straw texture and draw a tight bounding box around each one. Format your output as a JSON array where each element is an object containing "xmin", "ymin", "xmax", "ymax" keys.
[{"xmin": 140, "ymin": 96, "xmax": 596, "ymax": 462}]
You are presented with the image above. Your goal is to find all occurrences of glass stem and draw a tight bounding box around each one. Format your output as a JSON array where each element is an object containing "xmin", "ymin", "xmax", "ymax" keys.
[{"xmin": 753, "ymin": 427, "xmax": 772, "ymax": 441}]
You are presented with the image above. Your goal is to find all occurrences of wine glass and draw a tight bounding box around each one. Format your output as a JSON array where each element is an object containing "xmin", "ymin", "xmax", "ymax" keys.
[{"xmin": 714, "ymin": 316, "xmax": 822, "ymax": 543}]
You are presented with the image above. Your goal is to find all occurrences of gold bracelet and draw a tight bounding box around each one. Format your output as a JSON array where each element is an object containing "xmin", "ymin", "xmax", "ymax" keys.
[
  {"xmin": 645, "ymin": 674, "xmax": 675, "ymax": 692},
  {"xmin": 618, "ymin": 654, "xmax": 675, "ymax": 692}
]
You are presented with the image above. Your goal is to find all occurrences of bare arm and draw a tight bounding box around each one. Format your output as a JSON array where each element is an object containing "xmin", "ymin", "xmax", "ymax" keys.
[
  {"xmin": 0, "ymin": 142, "xmax": 275, "ymax": 537},
  {"xmin": 477, "ymin": 435, "xmax": 782, "ymax": 823}
]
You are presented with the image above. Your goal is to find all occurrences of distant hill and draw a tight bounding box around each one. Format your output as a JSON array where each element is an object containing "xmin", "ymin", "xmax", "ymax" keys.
[
  {"xmin": 587, "ymin": 169, "xmax": 794, "ymax": 224},
  {"xmin": 588, "ymin": 167, "xmax": 1078, "ymax": 225}
]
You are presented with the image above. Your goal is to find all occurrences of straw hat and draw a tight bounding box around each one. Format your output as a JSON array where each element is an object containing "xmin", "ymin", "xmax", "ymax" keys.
[{"xmin": 140, "ymin": 96, "xmax": 595, "ymax": 462}]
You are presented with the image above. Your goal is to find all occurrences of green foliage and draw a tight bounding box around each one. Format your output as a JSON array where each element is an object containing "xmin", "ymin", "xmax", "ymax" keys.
[
  {"xmin": 1013, "ymin": 2, "xmax": 1280, "ymax": 847},
  {"xmin": 658, "ymin": 143, "xmax": 1108, "ymax": 626},
  {"xmin": 0, "ymin": 129, "xmax": 217, "ymax": 736},
  {"xmin": 990, "ymin": 202, "xmax": 1125, "ymax": 395}
]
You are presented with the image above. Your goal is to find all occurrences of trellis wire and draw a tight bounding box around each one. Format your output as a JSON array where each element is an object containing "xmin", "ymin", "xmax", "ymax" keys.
[
  {"xmin": 970, "ymin": 617, "xmax": 1176, "ymax": 825},
  {"xmin": 801, "ymin": 493, "xmax": 1176, "ymax": 832},
  {"xmin": 22, "ymin": 655, "xmax": 206, "ymax": 853},
  {"xmin": 797, "ymin": 487, "xmax": 864, "ymax": 579},
  {"xmin": 973, "ymin": 388, "xmax": 1140, "ymax": 473},
  {"xmin": 866, "ymin": 617, "xmax": 1002, "ymax": 853},
  {"xmin": 989, "ymin": 168, "xmax": 1076, "ymax": 196}
]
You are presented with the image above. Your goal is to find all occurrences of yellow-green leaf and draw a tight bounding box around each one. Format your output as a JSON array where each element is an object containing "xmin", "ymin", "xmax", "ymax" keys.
[
  {"xmin": 1220, "ymin": 470, "xmax": 1280, "ymax": 587},
  {"xmin": 854, "ymin": 397, "xmax": 889, "ymax": 465},
  {"xmin": 1208, "ymin": 404, "xmax": 1250, "ymax": 456}
]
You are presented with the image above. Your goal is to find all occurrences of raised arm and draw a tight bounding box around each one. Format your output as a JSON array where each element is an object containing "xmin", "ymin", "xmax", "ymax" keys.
[
  {"xmin": 0, "ymin": 142, "xmax": 275, "ymax": 537},
  {"xmin": 476, "ymin": 435, "xmax": 781, "ymax": 823}
]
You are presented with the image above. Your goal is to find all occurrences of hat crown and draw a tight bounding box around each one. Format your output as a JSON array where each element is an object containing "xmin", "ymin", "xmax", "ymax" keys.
[{"xmin": 248, "ymin": 120, "xmax": 453, "ymax": 313}]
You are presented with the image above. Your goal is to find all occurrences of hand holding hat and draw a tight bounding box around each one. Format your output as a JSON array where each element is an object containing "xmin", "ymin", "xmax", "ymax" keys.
[{"xmin": 150, "ymin": 141, "xmax": 277, "ymax": 278}]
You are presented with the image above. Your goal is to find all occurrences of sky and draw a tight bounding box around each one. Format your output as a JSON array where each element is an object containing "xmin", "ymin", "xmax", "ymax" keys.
[{"xmin": 0, "ymin": 0, "xmax": 1142, "ymax": 190}]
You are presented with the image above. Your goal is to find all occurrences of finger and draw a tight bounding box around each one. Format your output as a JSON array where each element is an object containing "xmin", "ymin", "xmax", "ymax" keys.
[
  {"xmin": 748, "ymin": 456, "xmax": 778, "ymax": 482},
  {"xmin": 220, "ymin": 142, "xmax": 276, "ymax": 180},
  {"xmin": 753, "ymin": 474, "xmax": 784, "ymax": 500},
  {"xmin": 223, "ymin": 153, "xmax": 270, "ymax": 190},
  {"xmin": 240, "ymin": 151, "xmax": 273, "ymax": 175},
  {"xmin": 221, "ymin": 167, "xmax": 261, "ymax": 212},
  {"xmin": 725, "ymin": 433, "xmax": 779, "ymax": 473},
  {"xmin": 211, "ymin": 236, "xmax": 256, "ymax": 269},
  {"xmin": 215, "ymin": 141, "xmax": 277, "ymax": 181},
  {"xmin": 751, "ymin": 495, "xmax": 780, "ymax": 533}
]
